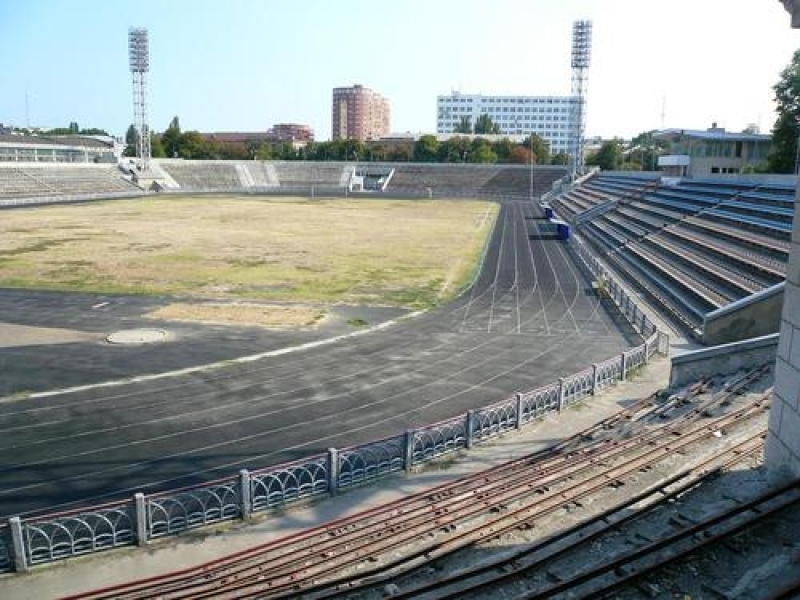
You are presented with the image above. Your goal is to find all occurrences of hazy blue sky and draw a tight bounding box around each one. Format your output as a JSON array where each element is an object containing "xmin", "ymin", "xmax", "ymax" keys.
[{"xmin": 0, "ymin": 0, "xmax": 797, "ymax": 140}]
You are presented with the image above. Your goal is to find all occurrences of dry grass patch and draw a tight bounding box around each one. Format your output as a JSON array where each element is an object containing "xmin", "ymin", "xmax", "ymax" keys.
[
  {"xmin": 146, "ymin": 302, "xmax": 325, "ymax": 328},
  {"xmin": 0, "ymin": 195, "xmax": 498, "ymax": 309}
]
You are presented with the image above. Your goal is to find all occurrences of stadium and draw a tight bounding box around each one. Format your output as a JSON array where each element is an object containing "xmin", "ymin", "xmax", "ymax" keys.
[{"xmin": 1, "ymin": 12, "xmax": 799, "ymax": 600}]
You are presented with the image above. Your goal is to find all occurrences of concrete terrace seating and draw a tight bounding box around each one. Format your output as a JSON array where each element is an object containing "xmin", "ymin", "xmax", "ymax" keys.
[
  {"xmin": 551, "ymin": 174, "xmax": 658, "ymax": 223},
  {"xmin": 271, "ymin": 162, "xmax": 351, "ymax": 188},
  {"xmin": 478, "ymin": 166, "xmax": 566, "ymax": 198},
  {"xmin": 0, "ymin": 164, "xmax": 139, "ymax": 199},
  {"xmin": 381, "ymin": 164, "xmax": 567, "ymax": 198},
  {"xmin": 158, "ymin": 161, "xmax": 243, "ymax": 190},
  {"xmin": 385, "ymin": 164, "xmax": 498, "ymax": 196},
  {"xmin": 561, "ymin": 173, "xmax": 794, "ymax": 335},
  {"xmin": 246, "ymin": 162, "xmax": 279, "ymax": 188}
]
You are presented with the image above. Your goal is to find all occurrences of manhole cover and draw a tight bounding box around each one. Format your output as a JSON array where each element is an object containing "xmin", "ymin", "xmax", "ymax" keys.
[{"xmin": 106, "ymin": 329, "xmax": 169, "ymax": 345}]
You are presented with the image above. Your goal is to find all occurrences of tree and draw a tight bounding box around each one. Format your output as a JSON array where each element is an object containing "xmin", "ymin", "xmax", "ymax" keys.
[
  {"xmin": 522, "ymin": 134, "xmax": 550, "ymax": 164},
  {"xmin": 470, "ymin": 138, "xmax": 497, "ymax": 163},
  {"xmin": 177, "ymin": 131, "xmax": 205, "ymax": 159},
  {"xmin": 508, "ymin": 146, "xmax": 533, "ymax": 164},
  {"xmin": 276, "ymin": 141, "xmax": 297, "ymax": 160},
  {"xmin": 586, "ymin": 139, "xmax": 623, "ymax": 170},
  {"xmin": 492, "ymin": 138, "xmax": 514, "ymax": 162},
  {"xmin": 150, "ymin": 133, "xmax": 166, "ymax": 158},
  {"xmin": 551, "ymin": 152, "xmax": 570, "ymax": 165},
  {"xmin": 438, "ymin": 136, "xmax": 471, "ymax": 162},
  {"xmin": 473, "ymin": 113, "xmax": 500, "ymax": 135},
  {"xmin": 342, "ymin": 138, "xmax": 365, "ymax": 161},
  {"xmin": 123, "ymin": 124, "xmax": 138, "ymax": 157},
  {"xmin": 69, "ymin": 121, "xmax": 79, "ymax": 134},
  {"xmin": 162, "ymin": 116, "xmax": 182, "ymax": 158},
  {"xmin": 768, "ymin": 49, "xmax": 800, "ymax": 173},
  {"xmin": 627, "ymin": 131, "xmax": 668, "ymax": 171},
  {"xmin": 453, "ymin": 115, "xmax": 472, "ymax": 134},
  {"xmin": 414, "ymin": 135, "xmax": 439, "ymax": 162}
]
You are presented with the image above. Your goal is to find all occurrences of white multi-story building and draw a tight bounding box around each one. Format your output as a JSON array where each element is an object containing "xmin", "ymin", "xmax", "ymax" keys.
[{"xmin": 436, "ymin": 92, "xmax": 578, "ymax": 155}]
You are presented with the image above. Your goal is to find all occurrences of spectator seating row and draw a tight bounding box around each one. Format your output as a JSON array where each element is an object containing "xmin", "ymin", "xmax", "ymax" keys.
[
  {"xmin": 382, "ymin": 164, "xmax": 566, "ymax": 198},
  {"xmin": 0, "ymin": 165, "xmax": 140, "ymax": 199},
  {"xmin": 556, "ymin": 173, "xmax": 793, "ymax": 334}
]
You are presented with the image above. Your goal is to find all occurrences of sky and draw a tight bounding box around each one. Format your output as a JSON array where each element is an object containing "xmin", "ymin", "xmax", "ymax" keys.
[{"xmin": 0, "ymin": 0, "xmax": 798, "ymax": 141}]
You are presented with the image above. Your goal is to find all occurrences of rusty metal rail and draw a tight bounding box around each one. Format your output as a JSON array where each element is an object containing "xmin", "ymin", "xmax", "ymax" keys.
[
  {"xmin": 65, "ymin": 372, "xmax": 768, "ymax": 600},
  {"xmin": 384, "ymin": 432, "xmax": 767, "ymax": 599},
  {"xmin": 306, "ymin": 397, "xmax": 770, "ymax": 599},
  {"xmin": 520, "ymin": 477, "xmax": 800, "ymax": 599}
]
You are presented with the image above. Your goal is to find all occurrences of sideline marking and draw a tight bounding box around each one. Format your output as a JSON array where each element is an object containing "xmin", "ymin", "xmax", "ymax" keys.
[{"xmin": 11, "ymin": 311, "xmax": 424, "ymax": 401}]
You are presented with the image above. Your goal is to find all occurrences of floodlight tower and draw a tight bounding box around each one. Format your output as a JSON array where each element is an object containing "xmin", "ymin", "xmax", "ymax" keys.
[
  {"xmin": 570, "ymin": 19, "xmax": 592, "ymax": 178},
  {"xmin": 128, "ymin": 27, "xmax": 151, "ymax": 170}
]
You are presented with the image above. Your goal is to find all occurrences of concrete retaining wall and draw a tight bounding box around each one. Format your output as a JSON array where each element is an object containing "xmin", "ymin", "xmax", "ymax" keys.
[
  {"xmin": 670, "ymin": 333, "xmax": 779, "ymax": 387},
  {"xmin": 765, "ymin": 162, "xmax": 800, "ymax": 478},
  {"xmin": 702, "ymin": 283, "xmax": 784, "ymax": 345}
]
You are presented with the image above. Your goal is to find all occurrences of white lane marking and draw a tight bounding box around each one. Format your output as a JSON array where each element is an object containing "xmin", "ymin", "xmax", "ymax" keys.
[
  {"xmin": 14, "ymin": 311, "xmax": 423, "ymax": 401},
  {"xmin": 91, "ymin": 301, "xmax": 110, "ymax": 309}
]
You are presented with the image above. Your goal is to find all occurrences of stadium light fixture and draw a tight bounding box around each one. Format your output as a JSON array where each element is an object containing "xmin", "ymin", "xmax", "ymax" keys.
[
  {"xmin": 570, "ymin": 20, "xmax": 592, "ymax": 179},
  {"xmin": 128, "ymin": 27, "xmax": 151, "ymax": 171}
]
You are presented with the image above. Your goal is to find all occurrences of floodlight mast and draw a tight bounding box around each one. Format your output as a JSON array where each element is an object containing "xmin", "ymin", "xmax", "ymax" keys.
[
  {"xmin": 128, "ymin": 27, "xmax": 151, "ymax": 171},
  {"xmin": 570, "ymin": 20, "xmax": 592, "ymax": 179}
]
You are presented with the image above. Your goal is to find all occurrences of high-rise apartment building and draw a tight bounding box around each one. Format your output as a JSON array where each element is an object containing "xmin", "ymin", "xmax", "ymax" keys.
[
  {"xmin": 436, "ymin": 92, "xmax": 578, "ymax": 155},
  {"xmin": 332, "ymin": 84, "xmax": 390, "ymax": 141}
]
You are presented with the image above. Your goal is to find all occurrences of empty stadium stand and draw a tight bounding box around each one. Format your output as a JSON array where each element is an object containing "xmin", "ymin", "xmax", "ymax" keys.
[
  {"xmin": 553, "ymin": 172, "xmax": 794, "ymax": 337},
  {"xmin": 271, "ymin": 161, "xmax": 351, "ymax": 187},
  {"xmin": 0, "ymin": 164, "xmax": 141, "ymax": 200},
  {"xmin": 382, "ymin": 164, "xmax": 566, "ymax": 198},
  {"xmin": 0, "ymin": 160, "xmax": 566, "ymax": 200},
  {"xmin": 157, "ymin": 160, "xmax": 245, "ymax": 190}
]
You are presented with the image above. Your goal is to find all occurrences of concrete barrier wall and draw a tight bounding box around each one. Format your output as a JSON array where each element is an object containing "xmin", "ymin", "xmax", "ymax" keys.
[
  {"xmin": 702, "ymin": 283, "xmax": 784, "ymax": 345},
  {"xmin": 670, "ymin": 333, "xmax": 779, "ymax": 387}
]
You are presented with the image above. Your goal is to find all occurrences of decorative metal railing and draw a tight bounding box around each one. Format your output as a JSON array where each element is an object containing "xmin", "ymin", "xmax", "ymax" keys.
[
  {"xmin": 411, "ymin": 416, "xmax": 468, "ymax": 463},
  {"xmin": 0, "ymin": 525, "xmax": 13, "ymax": 572},
  {"xmin": 148, "ymin": 481, "xmax": 241, "ymax": 539},
  {"xmin": 250, "ymin": 455, "xmax": 329, "ymax": 512},
  {"xmin": 1, "ymin": 236, "xmax": 669, "ymax": 573},
  {"xmin": 337, "ymin": 435, "xmax": 406, "ymax": 490},
  {"xmin": 13, "ymin": 501, "xmax": 135, "ymax": 568}
]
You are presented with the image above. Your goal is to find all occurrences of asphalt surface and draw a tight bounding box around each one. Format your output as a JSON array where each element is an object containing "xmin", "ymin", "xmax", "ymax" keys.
[{"xmin": 0, "ymin": 200, "xmax": 638, "ymax": 518}]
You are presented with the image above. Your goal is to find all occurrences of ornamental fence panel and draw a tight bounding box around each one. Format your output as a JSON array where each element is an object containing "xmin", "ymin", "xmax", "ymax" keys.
[
  {"xmin": 250, "ymin": 455, "xmax": 329, "ymax": 512},
  {"xmin": 521, "ymin": 382, "xmax": 561, "ymax": 421},
  {"xmin": 147, "ymin": 480, "xmax": 241, "ymax": 539},
  {"xmin": 411, "ymin": 416, "xmax": 468, "ymax": 464},
  {"xmin": 0, "ymin": 525, "xmax": 11, "ymax": 573},
  {"xmin": 472, "ymin": 397, "xmax": 518, "ymax": 442},
  {"xmin": 596, "ymin": 355, "xmax": 624, "ymax": 391},
  {"xmin": 337, "ymin": 435, "xmax": 406, "ymax": 490},
  {"xmin": 625, "ymin": 345, "xmax": 647, "ymax": 375},
  {"xmin": 562, "ymin": 367, "xmax": 595, "ymax": 406},
  {"xmin": 22, "ymin": 501, "xmax": 135, "ymax": 566}
]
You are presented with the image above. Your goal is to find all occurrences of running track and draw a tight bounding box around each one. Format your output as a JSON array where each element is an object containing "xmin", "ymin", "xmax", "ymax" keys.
[{"xmin": 0, "ymin": 200, "xmax": 636, "ymax": 518}]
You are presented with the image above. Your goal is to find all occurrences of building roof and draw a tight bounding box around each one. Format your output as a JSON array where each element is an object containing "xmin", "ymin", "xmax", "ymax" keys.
[
  {"xmin": 0, "ymin": 133, "xmax": 112, "ymax": 148},
  {"xmin": 654, "ymin": 128, "xmax": 770, "ymax": 143}
]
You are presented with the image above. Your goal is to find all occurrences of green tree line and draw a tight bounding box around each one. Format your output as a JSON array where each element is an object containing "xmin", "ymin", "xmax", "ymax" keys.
[{"xmin": 125, "ymin": 116, "xmax": 569, "ymax": 165}]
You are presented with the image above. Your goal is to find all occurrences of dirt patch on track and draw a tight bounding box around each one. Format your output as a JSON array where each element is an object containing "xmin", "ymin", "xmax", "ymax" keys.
[
  {"xmin": 0, "ymin": 322, "xmax": 100, "ymax": 347},
  {"xmin": 145, "ymin": 302, "xmax": 326, "ymax": 328}
]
